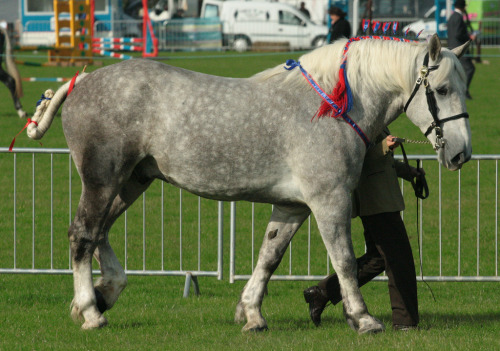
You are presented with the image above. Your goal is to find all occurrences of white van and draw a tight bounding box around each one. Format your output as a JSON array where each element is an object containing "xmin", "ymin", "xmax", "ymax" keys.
[
  {"xmin": 201, "ymin": 0, "xmax": 328, "ymax": 51},
  {"xmin": 402, "ymin": 6, "xmax": 448, "ymax": 39}
]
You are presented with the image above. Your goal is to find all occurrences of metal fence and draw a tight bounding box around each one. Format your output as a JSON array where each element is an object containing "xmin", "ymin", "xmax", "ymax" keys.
[
  {"xmin": 0, "ymin": 148, "xmax": 223, "ymax": 287},
  {"xmin": 229, "ymin": 154, "xmax": 500, "ymax": 283},
  {"xmin": 1, "ymin": 149, "xmax": 499, "ymax": 283}
]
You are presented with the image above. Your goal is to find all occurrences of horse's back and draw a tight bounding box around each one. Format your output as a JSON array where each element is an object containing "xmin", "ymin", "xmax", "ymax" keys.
[{"xmin": 60, "ymin": 59, "xmax": 309, "ymax": 202}]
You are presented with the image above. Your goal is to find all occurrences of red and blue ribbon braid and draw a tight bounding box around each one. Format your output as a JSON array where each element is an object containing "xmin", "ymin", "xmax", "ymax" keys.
[
  {"xmin": 284, "ymin": 59, "xmax": 343, "ymax": 116},
  {"xmin": 383, "ymin": 22, "xmax": 391, "ymax": 34},
  {"xmin": 318, "ymin": 36, "xmax": 415, "ymax": 118},
  {"xmin": 392, "ymin": 22, "xmax": 399, "ymax": 35},
  {"xmin": 284, "ymin": 59, "xmax": 371, "ymax": 148},
  {"xmin": 284, "ymin": 36, "xmax": 420, "ymax": 148}
]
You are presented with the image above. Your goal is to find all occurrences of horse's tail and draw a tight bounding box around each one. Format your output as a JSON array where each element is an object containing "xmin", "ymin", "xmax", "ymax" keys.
[
  {"xmin": 27, "ymin": 73, "xmax": 89, "ymax": 140},
  {"xmin": 0, "ymin": 26, "xmax": 23, "ymax": 98}
]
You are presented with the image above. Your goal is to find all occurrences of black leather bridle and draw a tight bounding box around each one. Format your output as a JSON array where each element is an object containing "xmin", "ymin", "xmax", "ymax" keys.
[{"xmin": 404, "ymin": 52, "xmax": 469, "ymax": 151}]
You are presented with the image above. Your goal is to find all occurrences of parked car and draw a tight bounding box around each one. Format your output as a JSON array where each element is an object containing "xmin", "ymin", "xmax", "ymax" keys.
[
  {"xmin": 402, "ymin": 6, "xmax": 447, "ymax": 38},
  {"xmin": 200, "ymin": 0, "xmax": 328, "ymax": 51}
]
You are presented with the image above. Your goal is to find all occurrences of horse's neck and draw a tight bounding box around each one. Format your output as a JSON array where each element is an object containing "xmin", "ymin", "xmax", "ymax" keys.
[{"xmin": 347, "ymin": 42, "xmax": 424, "ymax": 140}]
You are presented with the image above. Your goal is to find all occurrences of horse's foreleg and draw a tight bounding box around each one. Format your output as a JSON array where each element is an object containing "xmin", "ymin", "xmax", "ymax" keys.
[
  {"xmin": 235, "ymin": 205, "xmax": 310, "ymax": 332},
  {"xmin": 314, "ymin": 210, "xmax": 385, "ymax": 334}
]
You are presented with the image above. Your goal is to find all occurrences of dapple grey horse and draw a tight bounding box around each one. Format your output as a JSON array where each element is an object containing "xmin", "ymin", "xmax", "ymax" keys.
[{"xmin": 27, "ymin": 34, "xmax": 471, "ymax": 333}]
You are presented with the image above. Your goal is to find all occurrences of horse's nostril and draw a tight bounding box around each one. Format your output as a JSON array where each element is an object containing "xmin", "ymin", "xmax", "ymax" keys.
[{"xmin": 452, "ymin": 152, "xmax": 465, "ymax": 165}]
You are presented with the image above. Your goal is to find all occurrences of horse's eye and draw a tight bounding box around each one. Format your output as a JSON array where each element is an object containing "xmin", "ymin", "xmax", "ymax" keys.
[{"xmin": 436, "ymin": 87, "xmax": 448, "ymax": 95}]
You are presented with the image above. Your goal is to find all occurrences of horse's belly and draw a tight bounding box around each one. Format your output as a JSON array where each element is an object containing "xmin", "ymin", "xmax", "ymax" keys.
[{"xmin": 152, "ymin": 149, "xmax": 305, "ymax": 205}]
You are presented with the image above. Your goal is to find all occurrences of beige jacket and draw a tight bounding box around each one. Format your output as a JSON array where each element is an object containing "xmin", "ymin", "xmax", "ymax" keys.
[{"xmin": 351, "ymin": 129, "xmax": 413, "ymax": 218}]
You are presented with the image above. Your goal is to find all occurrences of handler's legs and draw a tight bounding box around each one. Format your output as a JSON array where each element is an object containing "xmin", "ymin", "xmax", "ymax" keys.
[
  {"xmin": 459, "ymin": 56, "xmax": 475, "ymax": 99},
  {"xmin": 361, "ymin": 212, "xmax": 419, "ymax": 327},
  {"xmin": 304, "ymin": 212, "xmax": 418, "ymax": 328},
  {"xmin": 318, "ymin": 231, "xmax": 385, "ymax": 305},
  {"xmin": 304, "ymin": 225, "xmax": 385, "ymax": 326}
]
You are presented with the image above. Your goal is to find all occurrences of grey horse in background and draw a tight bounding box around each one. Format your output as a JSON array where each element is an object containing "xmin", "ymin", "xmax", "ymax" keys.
[
  {"xmin": 26, "ymin": 34, "xmax": 471, "ymax": 333},
  {"xmin": 0, "ymin": 26, "xmax": 26, "ymax": 118}
]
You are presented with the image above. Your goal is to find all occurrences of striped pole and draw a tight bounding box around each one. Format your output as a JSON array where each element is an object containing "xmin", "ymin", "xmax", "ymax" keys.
[
  {"xmin": 22, "ymin": 77, "xmax": 72, "ymax": 82},
  {"xmin": 92, "ymin": 49, "xmax": 133, "ymax": 60},
  {"xmin": 92, "ymin": 37, "xmax": 143, "ymax": 44},
  {"xmin": 92, "ymin": 43, "xmax": 143, "ymax": 52}
]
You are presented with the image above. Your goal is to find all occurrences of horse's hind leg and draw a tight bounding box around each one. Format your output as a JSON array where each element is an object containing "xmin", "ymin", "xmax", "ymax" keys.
[
  {"xmin": 235, "ymin": 205, "xmax": 310, "ymax": 332},
  {"xmin": 92, "ymin": 177, "xmax": 154, "ymax": 315},
  {"xmin": 69, "ymin": 185, "xmax": 116, "ymax": 329}
]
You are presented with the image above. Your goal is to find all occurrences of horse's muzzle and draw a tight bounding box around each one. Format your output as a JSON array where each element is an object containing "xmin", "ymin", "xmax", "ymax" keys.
[{"xmin": 449, "ymin": 152, "xmax": 471, "ymax": 170}]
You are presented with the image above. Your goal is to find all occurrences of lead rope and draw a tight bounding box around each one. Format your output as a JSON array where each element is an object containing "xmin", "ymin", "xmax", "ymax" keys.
[
  {"xmin": 399, "ymin": 143, "xmax": 436, "ymax": 302},
  {"xmin": 400, "ymin": 139, "xmax": 431, "ymax": 145}
]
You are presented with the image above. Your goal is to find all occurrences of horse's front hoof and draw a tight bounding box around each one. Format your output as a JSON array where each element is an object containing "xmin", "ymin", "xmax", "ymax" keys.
[
  {"xmin": 234, "ymin": 303, "xmax": 246, "ymax": 324},
  {"xmin": 358, "ymin": 317, "xmax": 385, "ymax": 335},
  {"xmin": 242, "ymin": 322, "xmax": 268, "ymax": 332},
  {"xmin": 94, "ymin": 288, "xmax": 108, "ymax": 313},
  {"xmin": 81, "ymin": 316, "xmax": 108, "ymax": 330},
  {"xmin": 70, "ymin": 302, "xmax": 82, "ymax": 322}
]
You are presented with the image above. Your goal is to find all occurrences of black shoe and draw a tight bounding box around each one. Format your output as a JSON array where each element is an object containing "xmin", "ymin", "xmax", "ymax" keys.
[
  {"xmin": 303, "ymin": 286, "xmax": 329, "ymax": 326},
  {"xmin": 393, "ymin": 324, "xmax": 419, "ymax": 331}
]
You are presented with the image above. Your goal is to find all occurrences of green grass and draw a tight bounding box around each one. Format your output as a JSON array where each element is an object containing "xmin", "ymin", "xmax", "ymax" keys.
[
  {"xmin": 0, "ymin": 275, "xmax": 499, "ymax": 350},
  {"xmin": 0, "ymin": 48, "xmax": 500, "ymax": 350}
]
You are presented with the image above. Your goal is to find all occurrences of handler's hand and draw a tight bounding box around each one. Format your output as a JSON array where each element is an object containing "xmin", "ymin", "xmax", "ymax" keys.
[{"xmin": 386, "ymin": 135, "xmax": 400, "ymax": 150}]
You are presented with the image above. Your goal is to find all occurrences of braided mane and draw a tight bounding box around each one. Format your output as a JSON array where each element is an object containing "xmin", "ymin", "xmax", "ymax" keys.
[{"xmin": 253, "ymin": 37, "xmax": 427, "ymax": 117}]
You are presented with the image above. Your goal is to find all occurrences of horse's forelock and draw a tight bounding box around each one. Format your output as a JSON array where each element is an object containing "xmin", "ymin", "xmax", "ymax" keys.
[{"xmin": 433, "ymin": 50, "xmax": 467, "ymax": 87}]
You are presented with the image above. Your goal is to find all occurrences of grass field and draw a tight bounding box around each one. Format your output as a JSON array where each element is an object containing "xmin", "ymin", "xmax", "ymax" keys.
[{"xmin": 1, "ymin": 46, "xmax": 500, "ymax": 350}]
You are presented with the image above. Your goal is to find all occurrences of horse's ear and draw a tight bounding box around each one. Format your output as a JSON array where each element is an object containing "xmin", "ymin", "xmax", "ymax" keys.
[
  {"xmin": 428, "ymin": 34, "xmax": 442, "ymax": 61},
  {"xmin": 451, "ymin": 40, "xmax": 471, "ymax": 59}
]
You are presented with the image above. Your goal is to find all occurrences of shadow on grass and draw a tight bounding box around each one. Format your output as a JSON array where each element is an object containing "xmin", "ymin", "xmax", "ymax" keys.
[
  {"xmin": 419, "ymin": 311, "xmax": 500, "ymax": 329},
  {"xmin": 237, "ymin": 310, "xmax": 500, "ymax": 333}
]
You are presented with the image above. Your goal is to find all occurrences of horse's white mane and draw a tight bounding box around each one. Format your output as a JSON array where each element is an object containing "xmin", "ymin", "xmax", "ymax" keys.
[{"xmin": 252, "ymin": 38, "xmax": 433, "ymax": 96}]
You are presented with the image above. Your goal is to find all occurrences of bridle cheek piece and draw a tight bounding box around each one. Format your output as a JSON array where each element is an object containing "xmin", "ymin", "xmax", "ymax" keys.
[{"xmin": 404, "ymin": 52, "xmax": 469, "ymax": 151}]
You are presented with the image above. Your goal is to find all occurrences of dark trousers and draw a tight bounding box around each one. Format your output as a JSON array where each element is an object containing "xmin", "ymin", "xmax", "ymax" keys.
[
  {"xmin": 459, "ymin": 56, "xmax": 475, "ymax": 92},
  {"xmin": 318, "ymin": 211, "xmax": 419, "ymax": 326}
]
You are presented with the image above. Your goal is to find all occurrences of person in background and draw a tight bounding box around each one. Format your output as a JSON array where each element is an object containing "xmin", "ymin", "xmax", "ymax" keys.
[
  {"xmin": 303, "ymin": 129, "xmax": 424, "ymax": 331},
  {"xmin": 447, "ymin": 0, "xmax": 476, "ymax": 99},
  {"xmin": 327, "ymin": 7, "xmax": 351, "ymax": 43},
  {"xmin": 172, "ymin": 9, "xmax": 185, "ymax": 19},
  {"xmin": 299, "ymin": 2, "xmax": 310, "ymax": 19}
]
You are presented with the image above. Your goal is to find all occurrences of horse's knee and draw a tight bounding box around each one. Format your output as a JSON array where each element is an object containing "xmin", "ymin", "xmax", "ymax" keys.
[{"xmin": 68, "ymin": 227, "xmax": 96, "ymax": 262}]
